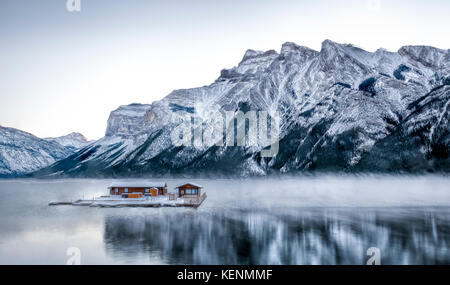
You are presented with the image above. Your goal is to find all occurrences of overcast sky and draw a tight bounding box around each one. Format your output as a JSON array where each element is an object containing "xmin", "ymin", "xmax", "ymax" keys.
[{"xmin": 1, "ymin": 0, "xmax": 449, "ymax": 140}]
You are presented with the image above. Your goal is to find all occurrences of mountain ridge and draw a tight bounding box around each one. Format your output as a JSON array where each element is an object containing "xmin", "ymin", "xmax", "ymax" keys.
[
  {"xmin": 0, "ymin": 126, "xmax": 90, "ymax": 177},
  {"xmin": 24, "ymin": 40, "xmax": 450, "ymax": 177}
]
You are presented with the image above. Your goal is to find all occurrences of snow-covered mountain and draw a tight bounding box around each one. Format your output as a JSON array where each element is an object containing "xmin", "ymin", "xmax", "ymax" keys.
[
  {"xmin": 33, "ymin": 40, "xmax": 450, "ymax": 177},
  {"xmin": 45, "ymin": 132, "xmax": 90, "ymax": 151},
  {"xmin": 0, "ymin": 126, "xmax": 77, "ymax": 177}
]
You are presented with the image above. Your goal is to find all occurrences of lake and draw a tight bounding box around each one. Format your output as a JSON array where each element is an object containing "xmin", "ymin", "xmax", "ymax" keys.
[{"xmin": 0, "ymin": 175, "xmax": 449, "ymax": 264}]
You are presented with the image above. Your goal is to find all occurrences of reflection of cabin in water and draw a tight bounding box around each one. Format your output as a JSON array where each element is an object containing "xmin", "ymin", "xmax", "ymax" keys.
[
  {"xmin": 108, "ymin": 182, "xmax": 167, "ymax": 196},
  {"xmin": 176, "ymin": 183, "xmax": 203, "ymax": 198}
]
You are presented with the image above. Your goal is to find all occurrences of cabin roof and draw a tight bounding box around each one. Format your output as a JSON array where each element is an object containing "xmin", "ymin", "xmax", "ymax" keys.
[
  {"xmin": 176, "ymin": 182, "xmax": 203, "ymax": 189},
  {"xmin": 108, "ymin": 181, "xmax": 166, "ymax": 188}
]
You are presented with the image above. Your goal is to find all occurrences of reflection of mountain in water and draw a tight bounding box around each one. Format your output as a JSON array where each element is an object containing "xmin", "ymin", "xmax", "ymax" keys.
[{"xmin": 103, "ymin": 208, "xmax": 450, "ymax": 265}]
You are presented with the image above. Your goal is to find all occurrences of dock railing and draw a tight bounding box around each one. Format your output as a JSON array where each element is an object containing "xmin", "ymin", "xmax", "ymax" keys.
[{"xmin": 184, "ymin": 193, "xmax": 207, "ymax": 206}]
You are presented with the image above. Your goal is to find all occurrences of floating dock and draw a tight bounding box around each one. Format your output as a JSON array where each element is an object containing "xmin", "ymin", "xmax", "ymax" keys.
[
  {"xmin": 49, "ymin": 193, "xmax": 207, "ymax": 209},
  {"xmin": 49, "ymin": 182, "xmax": 206, "ymax": 208}
]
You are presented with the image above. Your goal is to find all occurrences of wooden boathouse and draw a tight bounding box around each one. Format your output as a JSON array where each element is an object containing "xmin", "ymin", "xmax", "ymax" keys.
[
  {"xmin": 176, "ymin": 183, "xmax": 203, "ymax": 198},
  {"xmin": 108, "ymin": 182, "xmax": 167, "ymax": 196}
]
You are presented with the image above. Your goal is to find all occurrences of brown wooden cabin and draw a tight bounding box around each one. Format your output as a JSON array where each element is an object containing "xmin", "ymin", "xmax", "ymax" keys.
[
  {"xmin": 109, "ymin": 182, "xmax": 167, "ymax": 196},
  {"xmin": 176, "ymin": 183, "xmax": 202, "ymax": 198}
]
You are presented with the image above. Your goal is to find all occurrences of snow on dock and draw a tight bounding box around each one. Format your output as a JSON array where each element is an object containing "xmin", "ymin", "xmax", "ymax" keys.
[{"xmin": 49, "ymin": 193, "xmax": 207, "ymax": 208}]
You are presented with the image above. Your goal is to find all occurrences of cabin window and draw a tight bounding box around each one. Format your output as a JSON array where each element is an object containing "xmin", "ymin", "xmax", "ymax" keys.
[
  {"xmin": 114, "ymin": 188, "xmax": 118, "ymax": 193},
  {"xmin": 186, "ymin": 189, "xmax": 191, "ymax": 194},
  {"xmin": 145, "ymin": 189, "xmax": 150, "ymax": 193},
  {"xmin": 124, "ymin": 188, "xmax": 128, "ymax": 193},
  {"xmin": 192, "ymin": 189, "xmax": 198, "ymax": 194}
]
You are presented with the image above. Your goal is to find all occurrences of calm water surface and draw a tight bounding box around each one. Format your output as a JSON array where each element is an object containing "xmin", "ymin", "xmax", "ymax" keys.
[{"xmin": 0, "ymin": 175, "xmax": 449, "ymax": 264}]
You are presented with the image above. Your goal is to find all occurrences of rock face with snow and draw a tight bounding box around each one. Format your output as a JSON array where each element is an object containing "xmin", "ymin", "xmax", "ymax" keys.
[
  {"xmin": 33, "ymin": 40, "xmax": 450, "ymax": 177},
  {"xmin": 0, "ymin": 126, "xmax": 76, "ymax": 177},
  {"xmin": 45, "ymin": 132, "xmax": 90, "ymax": 151},
  {"xmin": 105, "ymin": 103, "xmax": 151, "ymax": 137}
]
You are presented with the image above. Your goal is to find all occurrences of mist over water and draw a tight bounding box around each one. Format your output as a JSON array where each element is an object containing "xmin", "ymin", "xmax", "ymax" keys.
[{"xmin": 0, "ymin": 175, "xmax": 449, "ymax": 264}]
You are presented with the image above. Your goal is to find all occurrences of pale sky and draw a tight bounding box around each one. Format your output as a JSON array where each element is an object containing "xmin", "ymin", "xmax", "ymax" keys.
[{"xmin": 1, "ymin": 0, "xmax": 449, "ymax": 140}]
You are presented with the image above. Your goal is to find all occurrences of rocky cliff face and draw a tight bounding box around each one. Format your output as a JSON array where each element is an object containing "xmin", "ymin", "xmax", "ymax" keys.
[
  {"xmin": 105, "ymin": 103, "xmax": 151, "ymax": 137},
  {"xmin": 33, "ymin": 40, "xmax": 450, "ymax": 177}
]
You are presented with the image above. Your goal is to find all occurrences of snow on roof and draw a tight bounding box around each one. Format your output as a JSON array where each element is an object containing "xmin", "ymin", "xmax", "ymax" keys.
[
  {"xmin": 176, "ymin": 182, "xmax": 203, "ymax": 188},
  {"xmin": 109, "ymin": 181, "xmax": 167, "ymax": 188}
]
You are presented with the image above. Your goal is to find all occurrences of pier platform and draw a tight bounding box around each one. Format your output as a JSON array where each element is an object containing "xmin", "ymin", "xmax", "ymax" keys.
[{"xmin": 49, "ymin": 193, "xmax": 207, "ymax": 208}]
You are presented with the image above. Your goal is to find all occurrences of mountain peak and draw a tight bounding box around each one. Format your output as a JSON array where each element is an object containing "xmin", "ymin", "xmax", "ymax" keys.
[
  {"xmin": 398, "ymin": 45, "xmax": 449, "ymax": 68},
  {"xmin": 65, "ymin": 132, "xmax": 88, "ymax": 142},
  {"xmin": 240, "ymin": 49, "xmax": 278, "ymax": 63},
  {"xmin": 242, "ymin": 49, "xmax": 264, "ymax": 61},
  {"xmin": 280, "ymin": 42, "xmax": 318, "ymax": 55},
  {"xmin": 320, "ymin": 39, "xmax": 367, "ymax": 54},
  {"xmin": 321, "ymin": 39, "xmax": 342, "ymax": 51},
  {"xmin": 45, "ymin": 132, "xmax": 90, "ymax": 150},
  {"xmin": 281, "ymin": 42, "xmax": 301, "ymax": 52}
]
